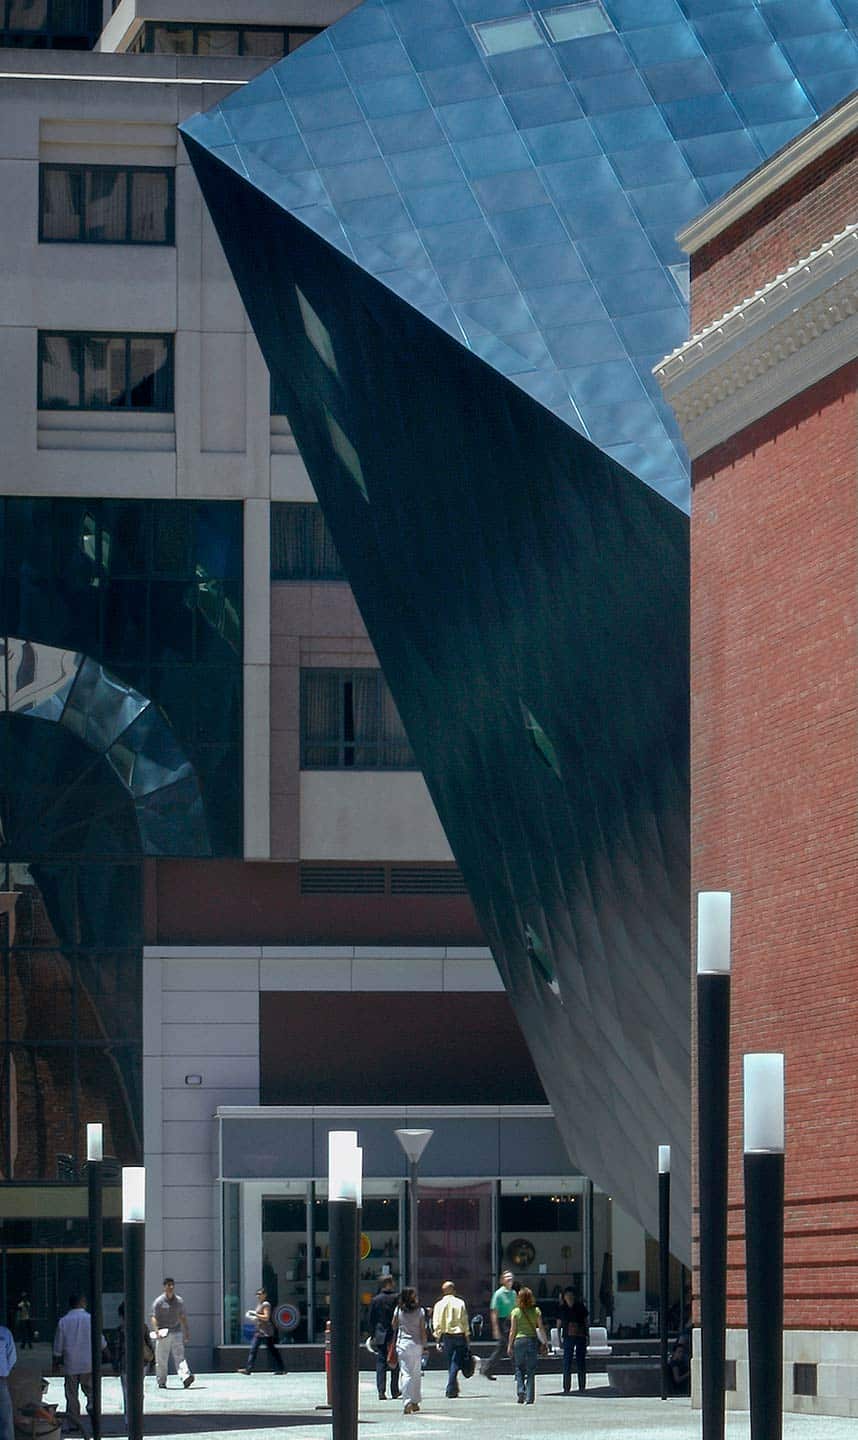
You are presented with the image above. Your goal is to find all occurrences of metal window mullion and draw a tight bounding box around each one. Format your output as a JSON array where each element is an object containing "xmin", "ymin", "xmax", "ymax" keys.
[
  {"xmin": 75, "ymin": 333, "xmax": 85, "ymax": 409},
  {"xmin": 124, "ymin": 334, "xmax": 131, "ymax": 408},
  {"xmin": 126, "ymin": 165, "xmax": 133, "ymax": 243}
]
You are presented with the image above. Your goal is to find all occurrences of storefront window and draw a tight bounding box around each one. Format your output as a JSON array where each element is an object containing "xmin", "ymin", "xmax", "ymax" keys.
[
  {"xmin": 500, "ymin": 1179, "xmax": 585, "ymax": 1332},
  {"xmin": 222, "ymin": 1182, "xmax": 241, "ymax": 1344},
  {"xmin": 261, "ymin": 1190, "xmax": 310, "ymax": 1343}
]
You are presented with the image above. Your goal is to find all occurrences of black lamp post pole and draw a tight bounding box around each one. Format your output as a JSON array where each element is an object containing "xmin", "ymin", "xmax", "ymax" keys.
[
  {"xmin": 744, "ymin": 1054, "xmax": 785, "ymax": 1440},
  {"xmin": 121, "ymin": 1169, "xmax": 145, "ymax": 1440},
  {"xmin": 658, "ymin": 1147, "xmax": 671, "ymax": 1401},
  {"xmin": 696, "ymin": 891, "xmax": 732, "ymax": 1440},
  {"xmin": 86, "ymin": 1126, "xmax": 103, "ymax": 1440}
]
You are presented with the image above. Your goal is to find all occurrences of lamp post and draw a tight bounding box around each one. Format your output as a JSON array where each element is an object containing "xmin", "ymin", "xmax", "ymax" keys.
[
  {"xmin": 658, "ymin": 1144, "xmax": 671, "ymax": 1401},
  {"xmin": 394, "ymin": 1129, "xmax": 433, "ymax": 1295},
  {"xmin": 697, "ymin": 890, "xmax": 731, "ymax": 1440},
  {"xmin": 744, "ymin": 1054, "xmax": 785, "ymax": 1440},
  {"xmin": 122, "ymin": 1168, "xmax": 145, "ymax": 1440},
  {"xmin": 328, "ymin": 1132, "xmax": 362, "ymax": 1440},
  {"xmin": 87, "ymin": 1125, "xmax": 104, "ymax": 1440}
]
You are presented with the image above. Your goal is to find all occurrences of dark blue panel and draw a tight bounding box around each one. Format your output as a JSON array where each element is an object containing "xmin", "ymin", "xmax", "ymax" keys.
[
  {"xmin": 732, "ymin": 79, "xmax": 816, "ymax": 126},
  {"xmin": 554, "ymin": 33, "xmax": 634, "ymax": 78},
  {"xmin": 388, "ymin": 144, "xmax": 465, "ymax": 187},
  {"xmin": 521, "ymin": 118, "xmax": 601, "ymax": 163},
  {"xmin": 711, "ymin": 42, "xmax": 796, "ymax": 88},
  {"xmin": 401, "ymin": 25, "xmax": 479, "ymax": 71},
  {"xmin": 336, "ymin": 38, "xmax": 413, "ymax": 82},
  {"xmin": 612, "ymin": 140, "xmax": 691, "ymax": 185},
  {"xmin": 356, "ymin": 72, "xmax": 431, "ymax": 115},
  {"xmin": 454, "ymin": 130, "xmax": 533, "ymax": 177},
  {"xmin": 369, "ymin": 108, "xmax": 446, "ymax": 151},
  {"xmin": 486, "ymin": 45, "xmax": 566, "ymax": 91},
  {"xmin": 421, "ymin": 60, "xmax": 496, "ymax": 104},
  {"xmin": 490, "ymin": 203, "xmax": 570, "ymax": 249},
  {"xmin": 761, "ymin": 0, "xmax": 844, "ymax": 37},
  {"xmin": 643, "ymin": 56, "xmax": 724, "ymax": 102},
  {"xmin": 782, "ymin": 31, "xmax": 858, "ymax": 74},
  {"xmin": 623, "ymin": 22, "xmax": 703, "ymax": 65},
  {"xmin": 505, "ymin": 83, "xmax": 584, "ymax": 128}
]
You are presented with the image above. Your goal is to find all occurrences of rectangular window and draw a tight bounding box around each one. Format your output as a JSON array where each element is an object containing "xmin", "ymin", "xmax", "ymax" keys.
[
  {"xmin": 38, "ymin": 332, "xmax": 174, "ymax": 412},
  {"xmin": 540, "ymin": 3, "xmax": 614, "ymax": 43},
  {"xmin": 271, "ymin": 503, "xmax": 345, "ymax": 582},
  {"xmin": 40, "ymin": 165, "xmax": 174, "ymax": 245},
  {"xmin": 1, "ymin": 0, "xmax": 101, "ymax": 48},
  {"xmin": 136, "ymin": 20, "xmax": 322, "ymax": 55},
  {"xmin": 301, "ymin": 669, "xmax": 416, "ymax": 770},
  {"xmin": 474, "ymin": 15, "xmax": 544, "ymax": 56}
]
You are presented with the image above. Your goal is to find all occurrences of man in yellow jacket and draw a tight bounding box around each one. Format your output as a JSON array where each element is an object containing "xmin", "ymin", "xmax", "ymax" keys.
[{"xmin": 431, "ymin": 1281, "xmax": 470, "ymax": 1400}]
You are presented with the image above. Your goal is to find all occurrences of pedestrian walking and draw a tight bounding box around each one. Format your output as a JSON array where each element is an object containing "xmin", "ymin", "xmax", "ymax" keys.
[
  {"xmin": 0, "ymin": 1323, "xmax": 16, "ymax": 1440},
  {"xmin": 15, "ymin": 1296, "xmax": 33, "ymax": 1351},
  {"xmin": 507, "ymin": 1286, "xmax": 548, "ymax": 1405},
  {"xmin": 431, "ymin": 1280, "xmax": 470, "ymax": 1400},
  {"xmin": 367, "ymin": 1277, "xmax": 399, "ymax": 1400},
  {"xmin": 393, "ymin": 1288, "xmax": 425, "ymax": 1415},
  {"xmin": 237, "ymin": 1289, "xmax": 285, "ymax": 1375},
  {"xmin": 53, "ymin": 1295, "xmax": 104, "ymax": 1433},
  {"xmin": 481, "ymin": 1270, "xmax": 516, "ymax": 1380},
  {"xmin": 558, "ymin": 1285, "xmax": 589, "ymax": 1393},
  {"xmin": 149, "ymin": 1278, "xmax": 194, "ymax": 1390}
]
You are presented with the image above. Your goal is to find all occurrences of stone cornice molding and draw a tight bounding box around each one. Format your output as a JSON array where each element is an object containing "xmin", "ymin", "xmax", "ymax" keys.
[
  {"xmin": 678, "ymin": 93, "xmax": 858, "ymax": 254},
  {"xmin": 654, "ymin": 225, "xmax": 858, "ymax": 459}
]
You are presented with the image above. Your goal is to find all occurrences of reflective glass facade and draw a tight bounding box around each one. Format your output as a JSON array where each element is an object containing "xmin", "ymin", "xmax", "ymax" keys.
[
  {"xmin": 0, "ymin": 501, "xmax": 243, "ymax": 1219},
  {"xmin": 0, "ymin": 499, "xmax": 243, "ymax": 857}
]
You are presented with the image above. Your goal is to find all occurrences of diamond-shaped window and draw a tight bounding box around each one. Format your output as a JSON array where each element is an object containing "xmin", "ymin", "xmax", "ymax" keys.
[
  {"xmin": 473, "ymin": 15, "xmax": 544, "ymax": 57},
  {"xmin": 541, "ymin": 2, "xmax": 614, "ymax": 42}
]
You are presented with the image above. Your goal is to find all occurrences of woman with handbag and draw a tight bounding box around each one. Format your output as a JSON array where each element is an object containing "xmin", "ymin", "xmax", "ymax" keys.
[
  {"xmin": 237, "ymin": 1289, "xmax": 285, "ymax": 1376},
  {"xmin": 507, "ymin": 1287, "xmax": 548, "ymax": 1405},
  {"xmin": 393, "ymin": 1289, "xmax": 426, "ymax": 1415}
]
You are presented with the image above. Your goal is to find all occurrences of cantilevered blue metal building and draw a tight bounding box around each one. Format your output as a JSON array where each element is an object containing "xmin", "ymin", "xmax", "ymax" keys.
[{"xmin": 182, "ymin": 0, "xmax": 858, "ymax": 1259}]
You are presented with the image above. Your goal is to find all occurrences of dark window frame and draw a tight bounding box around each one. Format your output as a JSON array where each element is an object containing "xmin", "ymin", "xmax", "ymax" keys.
[
  {"xmin": 300, "ymin": 668, "xmax": 418, "ymax": 772},
  {"xmin": 38, "ymin": 330, "xmax": 175, "ymax": 413},
  {"xmin": 130, "ymin": 20, "xmax": 323, "ymax": 56},
  {"xmin": 1, "ymin": 0, "xmax": 101, "ymax": 48},
  {"xmin": 39, "ymin": 163, "xmax": 175, "ymax": 246}
]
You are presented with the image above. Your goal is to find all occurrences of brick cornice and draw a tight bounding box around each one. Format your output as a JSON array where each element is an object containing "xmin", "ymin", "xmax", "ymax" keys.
[{"xmin": 654, "ymin": 225, "xmax": 858, "ymax": 459}]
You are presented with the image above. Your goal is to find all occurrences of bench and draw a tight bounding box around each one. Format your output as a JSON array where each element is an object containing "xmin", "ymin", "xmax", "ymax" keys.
[{"xmin": 549, "ymin": 1324, "xmax": 613, "ymax": 1359}]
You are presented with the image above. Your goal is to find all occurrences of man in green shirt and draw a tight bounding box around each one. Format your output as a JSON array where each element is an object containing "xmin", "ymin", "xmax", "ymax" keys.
[{"xmin": 481, "ymin": 1271, "xmax": 517, "ymax": 1380}]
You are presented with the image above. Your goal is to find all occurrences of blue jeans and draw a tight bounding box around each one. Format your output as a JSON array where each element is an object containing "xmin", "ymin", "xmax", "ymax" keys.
[
  {"xmin": 514, "ymin": 1336, "xmax": 539, "ymax": 1404},
  {"xmin": 245, "ymin": 1332, "xmax": 285, "ymax": 1373},
  {"xmin": 442, "ymin": 1335, "xmax": 467, "ymax": 1397},
  {"xmin": 0, "ymin": 1379, "xmax": 13, "ymax": 1440},
  {"xmin": 563, "ymin": 1335, "xmax": 587, "ymax": 1392}
]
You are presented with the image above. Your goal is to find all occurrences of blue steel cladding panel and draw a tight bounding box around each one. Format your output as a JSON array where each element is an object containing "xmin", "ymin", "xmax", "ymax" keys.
[
  {"xmin": 182, "ymin": 3, "xmax": 856, "ymax": 1254},
  {"xmin": 182, "ymin": 0, "xmax": 858, "ymax": 513}
]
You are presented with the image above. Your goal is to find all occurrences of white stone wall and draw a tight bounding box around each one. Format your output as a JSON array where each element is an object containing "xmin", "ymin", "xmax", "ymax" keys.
[
  {"xmin": 692, "ymin": 1328, "xmax": 858, "ymax": 1418},
  {"xmin": 143, "ymin": 944, "xmax": 501, "ymax": 1364}
]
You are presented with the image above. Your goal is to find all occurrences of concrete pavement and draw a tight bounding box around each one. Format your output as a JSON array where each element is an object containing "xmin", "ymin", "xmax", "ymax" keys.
[{"xmin": 44, "ymin": 1369, "xmax": 858, "ymax": 1440}]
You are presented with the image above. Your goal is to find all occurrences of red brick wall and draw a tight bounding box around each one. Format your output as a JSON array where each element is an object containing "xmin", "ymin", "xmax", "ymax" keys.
[
  {"xmin": 690, "ymin": 132, "xmax": 858, "ymax": 332},
  {"xmin": 691, "ymin": 360, "xmax": 858, "ymax": 1329}
]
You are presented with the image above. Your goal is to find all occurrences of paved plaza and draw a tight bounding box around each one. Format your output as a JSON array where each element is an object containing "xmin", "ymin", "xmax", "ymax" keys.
[{"xmin": 42, "ymin": 1370, "xmax": 858, "ymax": 1440}]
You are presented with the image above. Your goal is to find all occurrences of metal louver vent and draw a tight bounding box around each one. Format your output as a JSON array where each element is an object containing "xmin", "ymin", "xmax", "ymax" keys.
[
  {"xmin": 391, "ymin": 867, "xmax": 468, "ymax": 895},
  {"xmin": 300, "ymin": 865, "xmax": 385, "ymax": 895}
]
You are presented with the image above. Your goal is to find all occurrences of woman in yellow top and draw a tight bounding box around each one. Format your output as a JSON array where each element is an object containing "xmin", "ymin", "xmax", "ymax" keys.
[{"xmin": 506, "ymin": 1287, "xmax": 548, "ymax": 1405}]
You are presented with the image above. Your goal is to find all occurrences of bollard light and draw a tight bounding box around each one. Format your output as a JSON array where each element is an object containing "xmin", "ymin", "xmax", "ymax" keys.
[
  {"xmin": 87, "ymin": 1123, "xmax": 103, "ymax": 1163},
  {"xmin": 744, "ymin": 1055, "xmax": 784, "ymax": 1153},
  {"xmin": 658, "ymin": 1144, "xmax": 671, "ymax": 1400},
  {"xmin": 122, "ymin": 1167, "xmax": 146, "ymax": 1223},
  {"xmin": 697, "ymin": 891, "xmax": 732, "ymax": 973},
  {"xmin": 658, "ymin": 1145, "xmax": 671, "ymax": 1174},
  {"xmin": 328, "ymin": 1133, "xmax": 361, "ymax": 1440}
]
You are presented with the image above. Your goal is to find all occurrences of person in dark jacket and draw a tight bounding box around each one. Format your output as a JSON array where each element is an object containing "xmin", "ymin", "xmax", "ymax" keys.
[
  {"xmin": 368, "ymin": 1277, "xmax": 399, "ymax": 1400},
  {"xmin": 557, "ymin": 1286, "xmax": 589, "ymax": 1393}
]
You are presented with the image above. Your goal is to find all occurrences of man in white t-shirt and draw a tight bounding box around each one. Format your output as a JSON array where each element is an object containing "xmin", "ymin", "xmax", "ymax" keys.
[{"xmin": 149, "ymin": 1279, "xmax": 194, "ymax": 1390}]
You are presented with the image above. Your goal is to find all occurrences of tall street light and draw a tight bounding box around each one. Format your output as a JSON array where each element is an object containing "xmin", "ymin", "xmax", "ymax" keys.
[
  {"xmin": 122, "ymin": 1168, "xmax": 145, "ymax": 1440},
  {"xmin": 744, "ymin": 1054, "xmax": 785, "ymax": 1440},
  {"xmin": 697, "ymin": 890, "xmax": 732, "ymax": 1440},
  {"xmin": 87, "ymin": 1125, "xmax": 104, "ymax": 1440},
  {"xmin": 658, "ymin": 1144, "xmax": 671, "ymax": 1401},
  {"xmin": 329, "ymin": 1132, "xmax": 362, "ymax": 1440},
  {"xmin": 394, "ymin": 1129, "xmax": 433, "ymax": 1296}
]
